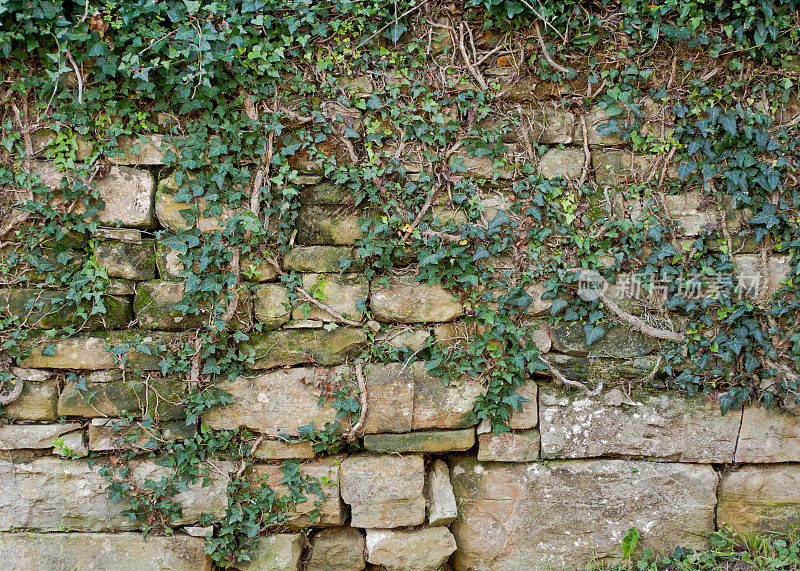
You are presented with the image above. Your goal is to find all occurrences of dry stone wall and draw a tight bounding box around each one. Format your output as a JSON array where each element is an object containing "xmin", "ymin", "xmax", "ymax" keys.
[{"xmin": 2, "ymin": 89, "xmax": 799, "ymax": 570}]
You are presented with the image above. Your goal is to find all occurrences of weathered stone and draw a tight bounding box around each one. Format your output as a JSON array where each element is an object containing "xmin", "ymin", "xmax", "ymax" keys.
[
  {"xmin": 718, "ymin": 465, "xmax": 800, "ymax": 535},
  {"xmin": 509, "ymin": 380, "xmax": 538, "ymax": 429},
  {"xmin": 94, "ymin": 227, "xmax": 143, "ymax": 242},
  {"xmin": 371, "ymin": 276, "xmax": 463, "ymax": 323},
  {"xmin": 663, "ymin": 192, "xmax": 743, "ymax": 236},
  {"xmin": 163, "ymin": 421, "xmax": 197, "ymax": 441},
  {"xmin": 500, "ymin": 107, "xmax": 575, "ymax": 144},
  {"xmin": 376, "ymin": 327, "xmax": 431, "ymax": 351},
  {"xmin": 0, "ymin": 457, "xmax": 229, "ymax": 531},
  {"xmin": 340, "ymin": 454, "xmax": 426, "ymax": 528},
  {"xmin": 364, "ymin": 429, "xmax": 475, "ymax": 453},
  {"xmin": 362, "ymin": 363, "xmax": 414, "ymax": 434},
  {"xmin": 283, "ymin": 246, "xmax": 364, "ymax": 273},
  {"xmin": 155, "ymin": 176, "xmax": 239, "ymax": 233},
  {"xmin": 203, "ymin": 367, "xmax": 346, "ymax": 436},
  {"xmin": 549, "ymin": 323, "xmax": 660, "ymax": 358},
  {"xmin": 449, "ymin": 456, "xmax": 717, "ymax": 570},
  {"xmin": 734, "ymin": 254, "xmax": 792, "ymax": 299},
  {"xmin": 88, "ymin": 418, "xmax": 160, "ymax": 452},
  {"xmin": 293, "ymin": 273, "xmax": 368, "ymax": 323},
  {"xmin": 9, "ymin": 367, "xmax": 51, "ymax": 382},
  {"xmin": 365, "ymin": 528, "xmax": 457, "ymax": 571},
  {"xmin": 412, "ymin": 364, "xmax": 483, "ymax": 430},
  {"xmin": 184, "ymin": 526, "xmax": 213, "ymax": 537},
  {"xmin": 735, "ymin": 406, "xmax": 800, "ymax": 463},
  {"xmin": 58, "ymin": 374, "xmax": 188, "ymax": 420},
  {"xmin": 301, "ymin": 182, "xmax": 357, "ymax": 206},
  {"xmin": 55, "ymin": 430, "xmax": 88, "ymax": 458},
  {"xmin": 252, "ymin": 457, "xmax": 343, "ymax": 528},
  {"xmin": 246, "ymin": 327, "xmax": 366, "ymax": 369},
  {"xmin": 574, "ymin": 107, "xmax": 626, "ymax": 146},
  {"xmin": 238, "ymin": 533, "xmax": 302, "ymax": 571},
  {"xmin": 0, "ymin": 288, "xmax": 132, "ymax": 330},
  {"xmin": 538, "ymin": 148, "xmax": 585, "ymax": 179},
  {"xmin": 95, "ymin": 240, "xmax": 155, "ymax": 280},
  {"xmin": 253, "ymin": 283, "xmax": 292, "ymax": 329},
  {"xmin": 254, "ymin": 438, "xmax": 315, "ymax": 460},
  {"xmin": 0, "ymin": 532, "xmax": 211, "ymax": 571},
  {"xmin": 107, "ymin": 279, "xmax": 135, "ymax": 295},
  {"xmin": 450, "ymin": 151, "xmax": 515, "ymax": 180},
  {"xmin": 108, "ymin": 134, "xmax": 169, "ymax": 165},
  {"xmin": 425, "ymin": 459, "xmax": 457, "ymax": 527},
  {"xmin": 308, "ymin": 527, "xmax": 366, "ymax": 571},
  {"xmin": 296, "ymin": 206, "xmax": 364, "ymax": 245},
  {"xmin": 0, "ymin": 423, "xmax": 81, "ymax": 450},
  {"xmin": 593, "ymin": 150, "xmax": 675, "ymax": 186},
  {"xmin": 477, "ymin": 427, "xmax": 540, "ymax": 462},
  {"xmin": 546, "ymin": 353, "xmax": 661, "ymax": 384},
  {"xmin": 540, "ymin": 386, "xmax": 740, "ymax": 462},
  {"xmin": 240, "ymin": 255, "xmax": 281, "ymax": 282},
  {"xmin": 2, "ymin": 379, "xmax": 58, "ymax": 420},
  {"xmin": 30, "ymin": 130, "xmax": 95, "ymax": 160}
]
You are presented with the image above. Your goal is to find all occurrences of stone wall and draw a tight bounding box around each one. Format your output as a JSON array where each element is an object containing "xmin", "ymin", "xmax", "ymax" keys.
[{"xmin": 2, "ymin": 101, "xmax": 799, "ymax": 571}]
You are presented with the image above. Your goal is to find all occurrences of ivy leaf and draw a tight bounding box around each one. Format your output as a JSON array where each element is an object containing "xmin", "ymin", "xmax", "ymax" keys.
[
  {"xmin": 719, "ymin": 114, "xmax": 737, "ymax": 136},
  {"xmin": 550, "ymin": 298, "xmax": 568, "ymax": 316},
  {"xmin": 749, "ymin": 203, "xmax": 780, "ymax": 228},
  {"xmin": 677, "ymin": 160, "xmax": 697, "ymax": 179},
  {"xmin": 621, "ymin": 527, "xmax": 640, "ymax": 560},
  {"xmin": 584, "ymin": 324, "xmax": 605, "ymax": 346},
  {"xmin": 207, "ymin": 137, "xmax": 228, "ymax": 158}
]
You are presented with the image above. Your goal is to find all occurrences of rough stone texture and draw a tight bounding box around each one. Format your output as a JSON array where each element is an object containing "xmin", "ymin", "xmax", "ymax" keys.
[
  {"xmin": 203, "ymin": 367, "xmax": 345, "ymax": 436},
  {"xmin": 540, "ymin": 386, "xmax": 740, "ymax": 462},
  {"xmin": 718, "ymin": 465, "xmax": 800, "ymax": 535},
  {"xmin": 308, "ymin": 527, "xmax": 366, "ymax": 571},
  {"xmin": 296, "ymin": 206, "xmax": 364, "ymax": 245},
  {"xmin": 0, "ymin": 423, "xmax": 82, "ymax": 451},
  {"xmin": 240, "ymin": 255, "xmax": 281, "ymax": 283},
  {"xmin": 500, "ymin": 107, "xmax": 575, "ymax": 144},
  {"xmin": 2, "ymin": 379, "xmax": 58, "ymax": 420},
  {"xmin": 0, "ymin": 532, "xmax": 211, "ymax": 571},
  {"xmin": 736, "ymin": 406, "xmax": 800, "ymax": 463},
  {"xmin": 254, "ymin": 439, "xmax": 315, "ymax": 460},
  {"xmin": 365, "ymin": 528, "xmax": 457, "ymax": 571},
  {"xmin": 0, "ymin": 457, "xmax": 228, "ymax": 531},
  {"xmin": 252, "ymin": 458, "xmax": 344, "ymax": 528},
  {"xmin": 549, "ymin": 322, "xmax": 659, "ymax": 357},
  {"xmin": 246, "ymin": 327, "xmax": 366, "ymax": 369},
  {"xmin": 734, "ymin": 254, "xmax": 792, "ymax": 299},
  {"xmin": 412, "ymin": 364, "xmax": 484, "ymax": 430},
  {"xmin": 108, "ymin": 134, "xmax": 168, "ymax": 165},
  {"xmin": 59, "ymin": 374, "xmax": 188, "ymax": 420},
  {"xmin": 301, "ymin": 181, "xmax": 357, "ymax": 206},
  {"xmin": 88, "ymin": 418, "xmax": 160, "ymax": 451},
  {"xmin": 477, "ymin": 428, "xmax": 540, "ymax": 462},
  {"xmin": 509, "ymin": 380, "xmax": 538, "ymax": 429},
  {"xmin": 238, "ymin": 533, "xmax": 302, "ymax": 571},
  {"xmin": 425, "ymin": 459, "xmax": 458, "ymax": 527},
  {"xmin": 283, "ymin": 246, "xmax": 365, "ymax": 273},
  {"xmin": 545, "ymin": 353, "xmax": 662, "ymax": 383},
  {"xmin": 449, "ymin": 456, "xmax": 718, "ymax": 570},
  {"xmin": 155, "ymin": 176, "xmax": 239, "ymax": 233},
  {"xmin": 538, "ymin": 148, "xmax": 585, "ymax": 179},
  {"xmin": 450, "ymin": 152, "xmax": 515, "ymax": 180},
  {"xmin": 574, "ymin": 107, "xmax": 626, "ymax": 146},
  {"xmin": 293, "ymin": 273, "xmax": 368, "ymax": 322},
  {"xmin": 20, "ymin": 332, "xmax": 174, "ymax": 370},
  {"xmin": 0, "ymin": 288, "xmax": 132, "ymax": 330},
  {"xmin": 362, "ymin": 363, "xmax": 414, "ymax": 434},
  {"xmin": 340, "ymin": 454, "xmax": 426, "ymax": 528},
  {"xmin": 95, "ymin": 240, "xmax": 156, "ymax": 280},
  {"xmin": 371, "ymin": 276, "xmax": 464, "ymax": 323},
  {"xmin": 663, "ymin": 192, "xmax": 743, "ymax": 236},
  {"xmin": 253, "ymin": 283, "xmax": 292, "ymax": 329},
  {"xmin": 364, "ymin": 428, "xmax": 475, "ymax": 453}
]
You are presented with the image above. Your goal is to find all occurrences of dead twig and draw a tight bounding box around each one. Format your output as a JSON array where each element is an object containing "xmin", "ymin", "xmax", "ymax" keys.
[
  {"xmin": 458, "ymin": 23, "xmax": 488, "ymax": 90},
  {"xmin": 294, "ymin": 287, "xmax": 362, "ymax": 327},
  {"xmin": 600, "ymin": 293, "xmax": 684, "ymax": 342},
  {"xmin": 578, "ymin": 114, "xmax": 591, "ymax": 187},
  {"xmin": 345, "ymin": 363, "xmax": 368, "ymax": 441},
  {"xmin": 533, "ymin": 22, "xmax": 571, "ymax": 75},
  {"xmin": 65, "ymin": 48, "xmax": 83, "ymax": 105},
  {"xmin": 0, "ymin": 380, "xmax": 23, "ymax": 405}
]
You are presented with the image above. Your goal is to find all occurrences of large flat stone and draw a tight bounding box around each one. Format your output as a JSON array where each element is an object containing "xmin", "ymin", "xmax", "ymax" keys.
[
  {"xmin": 371, "ymin": 277, "xmax": 463, "ymax": 323},
  {"xmin": 477, "ymin": 428, "xmax": 540, "ymax": 462},
  {"xmin": 95, "ymin": 240, "xmax": 156, "ymax": 280},
  {"xmin": 540, "ymin": 386, "xmax": 740, "ymax": 462},
  {"xmin": 549, "ymin": 322, "xmax": 659, "ymax": 358},
  {"xmin": 412, "ymin": 364, "xmax": 483, "ymax": 430},
  {"xmin": 449, "ymin": 456, "xmax": 718, "ymax": 570},
  {"xmin": 245, "ymin": 327, "xmax": 366, "ymax": 369},
  {"xmin": 0, "ymin": 423, "xmax": 82, "ymax": 450},
  {"xmin": 340, "ymin": 453, "xmax": 425, "ymax": 528},
  {"xmin": 308, "ymin": 527, "xmax": 365, "ymax": 571},
  {"xmin": 238, "ymin": 533, "xmax": 302, "ymax": 571},
  {"xmin": 0, "ymin": 532, "xmax": 211, "ymax": 571},
  {"xmin": 364, "ymin": 429, "xmax": 475, "ymax": 453},
  {"xmin": 362, "ymin": 363, "xmax": 414, "ymax": 434},
  {"xmin": 0, "ymin": 457, "xmax": 228, "ymax": 531},
  {"xmin": 539, "ymin": 148, "xmax": 584, "ymax": 179},
  {"xmin": 296, "ymin": 206, "xmax": 364, "ymax": 245},
  {"xmin": 283, "ymin": 246, "xmax": 364, "ymax": 273},
  {"xmin": 292, "ymin": 273, "xmax": 368, "ymax": 323},
  {"xmin": 366, "ymin": 528, "xmax": 457, "ymax": 571},
  {"xmin": 2, "ymin": 378, "xmax": 58, "ymax": 421},
  {"xmin": 736, "ymin": 406, "xmax": 800, "ymax": 463},
  {"xmin": 0, "ymin": 288, "xmax": 132, "ymax": 330},
  {"xmin": 202, "ymin": 367, "xmax": 345, "ymax": 436},
  {"xmin": 718, "ymin": 465, "xmax": 800, "ymax": 535}
]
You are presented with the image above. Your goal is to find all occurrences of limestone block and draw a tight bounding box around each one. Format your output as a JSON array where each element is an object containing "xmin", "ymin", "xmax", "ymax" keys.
[
  {"xmin": 308, "ymin": 527, "xmax": 366, "ymax": 571},
  {"xmin": 549, "ymin": 322, "xmax": 660, "ymax": 358},
  {"xmin": 734, "ymin": 254, "xmax": 792, "ymax": 299},
  {"xmin": 362, "ymin": 363, "xmax": 414, "ymax": 434},
  {"xmin": 88, "ymin": 418, "xmax": 160, "ymax": 452},
  {"xmin": 412, "ymin": 365, "xmax": 484, "ymax": 430},
  {"xmin": 509, "ymin": 380, "xmax": 539, "ymax": 429},
  {"xmin": 94, "ymin": 227, "xmax": 143, "ymax": 242},
  {"xmin": 301, "ymin": 182, "xmax": 357, "ymax": 206},
  {"xmin": 254, "ymin": 439, "xmax": 315, "ymax": 460},
  {"xmin": 283, "ymin": 246, "xmax": 364, "ymax": 273},
  {"xmin": 0, "ymin": 457, "xmax": 229, "ymax": 531},
  {"xmin": 155, "ymin": 176, "xmax": 239, "ymax": 233},
  {"xmin": 238, "ymin": 533, "xmax": 302, "ymax": 571},
  {"xmin": 90, "ymin": 165, "xmax": 156, "ymax": 228},
  {"xmin": 545, "ymin": 353, "xmax": 662, "ymax": 383},
  {"xmin": 108, "ymin": 134, "xmax": 169, "ymax": 165},
  {"xmin": 252, "ymin": 458, "xmax": 343, "ymax": 528},
  {"xmin": 202, "ymin": 367, "xmax": 346, "ymax": 436},
  {"xmin": 292, "ymin": 273, "xmax": 368, "ymax": 322},
  {"xmin": 364, "ymin": 428, "xmax": 475, "ymax": 453},
  {"xmin": 540, "ymin": 385, "xmax": 740, "ymax": 462},
  {"xmin": 736, "ymin": 406, "xmax": 800, "ymax": 463},
  {"xmin": 376, "ymin": 327, "xmax": 431, "ymax": 351},
  {"xmin": 95, "ymin": 240, "xmax": 156, "ymax": 280},
  {"xmin": 0, "ymin": 532, "xmax": 211, "ymax": 571},
  {"xmin": 296, "ymin": 206, "xmax": 364, "ymax": 245},
  {"xmin": 574, "ymin": 107, "xmax": 626, "ymax": 146},
  {"xmin": 340, "ymin": 453, "xmax": 426, "ymax": 528},
  {"xmin": 253, "ymin": 283, "xmax": 292, "ymax": 329},
  {"xmin": 2, "ymin": 377, "xmax": 58, "ymax": 421},
  {"xmin": 365, "ymin": 528, "xmax": 457, "ymax": 571},
  {"xmin": 449, "ymin": 151, "xmax": 515, "ymax": 180},
  {"xmin": 0, "ymin": 423, "xmax": 82, "ymax": 450},
  {"xmin": 477, "ymin": 428, "xmax": 540, "ymax": 462},
  {"xmin": 538, "ymin": 148, "xmax": 584, "ymax": 179},
  {"xmin": 245, "ymin": 327, "xmax": 366, "ymax": 369},
  {"xmin": 425, "ymin": 459, "xmax": 457, "ymax": 527},
  {"xmin": 371, "ymin": 276, "xmax": 463, "ymax": 323},
  {"xmin": 718, "ymin": 465, "xmax": 800, "ymax": 535},
  {"xmin": 499, "ymin": 106, "xmax": 575, "ymax": 144},
  {"xmin": 663, "ymin": 192, "xmax": 744, "ymax": 236},
  {"xmin": 0, "ymin": 288, "xmax": 132, "ymax": 330},
  {"xmin": 449, "ymin": 456, "xmax": 718, "ymax": 570},
  {"xmin": 593, "ymin": 150, "xmax": 676, "ymax": 186}
]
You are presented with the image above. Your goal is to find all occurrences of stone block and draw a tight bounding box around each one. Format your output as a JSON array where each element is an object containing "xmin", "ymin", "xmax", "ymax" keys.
[
  {"xmin": 0, "ymin": 288, "xmax": 132, "ymax": 330},
  {"xmin": 253, "ymin": 283, "xmax": 292, "ymax": 329},
  {"xmin": 2, "ymin": 378, "xmax": 58, "ymax": 421},
  {"xmin": 308, "ymin": 527, "xmax": 365, "ymax": 571},
  {"xmin": 293, "ymin": 273, "xmax": 368, "ymax": 323},
  {"xmin": 296, "ymin": 206, "xmax": 364, "ymax": 245},
  {"xmin": 87, "ymin": 418, "xmax": 160, "ymax": 452},
  {"xmin": 509, "ymin": 380, "xmax": 539, "ymax": 429},
  {"xmin": 0, "ymin": 532, "xmax": 211, "ymax": 571},
  {"xmin": 301, "ymin": 181, "xmax": 357, "ymax": 206},
  {"xmin": 449, "ymin": 151, "xmax": 515, "ymax": 180},
  {"xmin": 734, "ymin": 254, "xmax": 792, "ymax": 299},
  {"xmin": 0, "ymin": 423, "xmax": 82, "ymax": 450},
  {"xmin": 538, "ymin": 148, "xmax": 584, "ymax": 179},
  {"xmin": 412, "ymin": 364, "xmax": 483, "ymax": 430},
  {"xmin": 549, "ymin": 322, "xmax": 660, "ymax": 358},
  {"xmin": 95, "ymin": 240, "xmax": 156, "ymax": 280},
  {"xmin": 245, "ymin": 327, "xmax": 366, "ymax": 369},
  {"xmin": 364, "ymin": 428, "xmax": 475, "ymax": 453},
  {"xmin": 253, "ymin": 439, "xmax": 315, "ymax": 460},
  {"xmin": 376, "ymin": 327, "xmax": 431, "ymax": 352},
  {"xmin": 365, "ymin": 528, "xmax": 457, "ymax": 571},
  {"xmin": 283, "ymin": 246, "xmax": 364, "ymax": 273},
  {"xmin": 362, "ymin": 363, "xmax": 414, "ymax": 434},
  {"xmin": 154, "ymin": 177, "xmax": 240, "ymax": 234},
  {"xmin": 718, "ymin": 465, "xmax": 800, "ymax": 535},
  {"xmin": 108, "ymin": 134, "xmax": 169, "ymax": 165},
  {"xmin": 340, "ymin": 453, "xmax": 425, "ymax": 528},
  {"xmin": 477, "ymin": 428, "xmax": 540, "ymax": 462},
  {"xmin": 202, "ymin": 367, "xmax": 346, "ymax": 436},
  {"xmin": 663, "ymin": 192, "xmax": 744, "ymax": 236},
  {"xmin": 545, "ymin": 353, "xmax": 662, "ymax": 384},
  {"xmin": 736, "ymin": 406, "xmax": 800, "ymax": 463},
  {"xmin": 371, "ymin": 276, "xmax": 463, "ymax": 323},
  {"xmin": 499, "ymin": 106, "xmax": 575, "ymax": 144},
  {"xmin": 574, "ymin": 107, "xmax": 626, "ymax": 146},
  {"xmin": 593, "ymin": 150, "xmax": 675, "ymax": 186},
  {"xmin": 238, "ymin": 533, "xmax": 302, "ymax": 571},
  {"xmin": 449, "ymin": 456, "xmax": 717, "ymax": 570},
  {"xmin": 540, "ymin": 386, "xmax": 740, "ymax": 462},
  {"xmin": 425, "ymin": 459, "xmax": 457, "ymax": 527}
]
